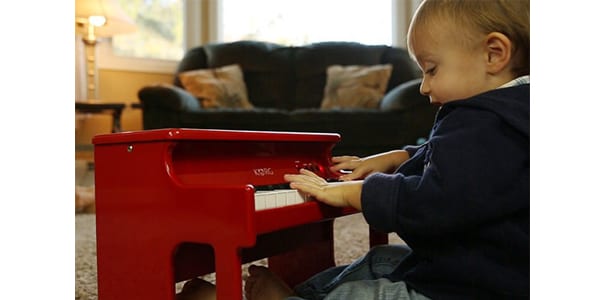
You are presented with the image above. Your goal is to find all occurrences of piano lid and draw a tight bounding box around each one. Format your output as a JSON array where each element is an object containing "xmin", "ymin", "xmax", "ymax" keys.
[
  {"xmin": 93, "ymin": 128, "xmax": 341, "ymax": 145},
  {"xmin": 93, "ymin": 128, "xmax": 341, "ymax": 186}
]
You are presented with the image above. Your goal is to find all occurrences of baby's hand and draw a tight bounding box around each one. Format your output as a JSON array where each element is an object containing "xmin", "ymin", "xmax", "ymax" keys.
[
  {"xmin": 330, "ymin": 156, "xmax": 366, "ymax": 181},
  {"xmin": 284, "ymin": 169, "xmax": 361, "ymax": 209},
  {"xmin": 330, "ymin": 150, "xmax": 410, "ymax": 181}
]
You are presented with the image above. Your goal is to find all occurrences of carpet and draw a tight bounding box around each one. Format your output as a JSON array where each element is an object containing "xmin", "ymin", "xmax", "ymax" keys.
[{"xmin": 75, "ymin": 212, "xmax": 404, "ymax": 300}]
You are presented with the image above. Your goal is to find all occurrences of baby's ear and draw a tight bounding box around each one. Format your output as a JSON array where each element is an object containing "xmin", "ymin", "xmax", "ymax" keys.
[{"xmin": 485, "ymin": 32, "xmax": 512, "ymax": 74}]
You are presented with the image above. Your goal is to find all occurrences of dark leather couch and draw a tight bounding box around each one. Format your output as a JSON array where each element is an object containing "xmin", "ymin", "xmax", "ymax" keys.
[{"xmin": 138, "ymin": 40, "xmax": 438, "ymax": 156}]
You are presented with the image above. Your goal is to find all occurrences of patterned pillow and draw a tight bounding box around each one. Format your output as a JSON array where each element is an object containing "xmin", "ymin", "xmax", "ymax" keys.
[
  {"xmin": 321, "ymin": 64, "xmax": 393, "ymax": 109},
  {"xmin": 178, "ymin": 64, "xmax": 254, "ymax": 109}
]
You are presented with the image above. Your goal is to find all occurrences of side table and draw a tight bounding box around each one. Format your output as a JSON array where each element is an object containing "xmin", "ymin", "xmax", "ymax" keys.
[
  {"xmin": 75, "ymin": 102, "xmax": 128, "ymax": 213},
  {"xmin": 75, "ymin": 102, "xmax": 126, "ymax": 133},
  {"xmin": 75, "ymin": 102, "xmax": 127, "ymax": 178}
]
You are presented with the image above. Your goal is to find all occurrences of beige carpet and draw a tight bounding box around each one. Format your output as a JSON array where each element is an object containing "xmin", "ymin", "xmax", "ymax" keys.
[{"xmin": 75, "ymin": 212, "xmax": 403, "ymax": 300}]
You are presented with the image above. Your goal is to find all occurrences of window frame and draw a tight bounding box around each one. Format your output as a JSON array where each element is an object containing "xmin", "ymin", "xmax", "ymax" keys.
[{"xmin": 97, "ymin": 0, "xmax": 420, "ymax": 74}]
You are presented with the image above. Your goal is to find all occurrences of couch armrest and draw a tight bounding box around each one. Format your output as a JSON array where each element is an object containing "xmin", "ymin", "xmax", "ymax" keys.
[
  {"xmin": 137, "ymin": 84, "xmax": 201, "ymax": 112},
  {"xmin": 380, "ymin": 78, "xmax": 429, "ymax": 111}
]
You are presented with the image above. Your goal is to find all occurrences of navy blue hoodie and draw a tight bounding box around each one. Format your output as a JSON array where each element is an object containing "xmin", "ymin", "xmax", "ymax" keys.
[{"xmin": 362, "ymin": 84, "xmax": 530, "ymax": 299}]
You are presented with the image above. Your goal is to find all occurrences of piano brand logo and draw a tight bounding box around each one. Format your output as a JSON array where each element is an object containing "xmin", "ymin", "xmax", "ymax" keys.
[{"xmin": 253, "ymin": 167, "xmax": 274, "ymax": 176}]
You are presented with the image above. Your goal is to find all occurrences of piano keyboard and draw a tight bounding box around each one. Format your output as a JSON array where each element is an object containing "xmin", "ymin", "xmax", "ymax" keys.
[{"xmin": 255, "ymin": 189, "xmax": 309, "ymax": 210}]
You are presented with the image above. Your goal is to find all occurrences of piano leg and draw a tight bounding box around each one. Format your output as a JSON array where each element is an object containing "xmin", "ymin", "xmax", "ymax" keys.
[
  {"xmin": 214, "ymin": 247, "xmax": 244, "ymax": 300},
  {"xmin": 96, "ymin": 240, "xmax": 177, "ymax": 299}
]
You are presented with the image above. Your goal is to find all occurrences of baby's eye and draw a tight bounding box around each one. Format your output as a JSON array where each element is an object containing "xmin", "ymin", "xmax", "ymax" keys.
[{"xmin": 425, "ymin": 66, "xmax": 437, "ymax": 76}]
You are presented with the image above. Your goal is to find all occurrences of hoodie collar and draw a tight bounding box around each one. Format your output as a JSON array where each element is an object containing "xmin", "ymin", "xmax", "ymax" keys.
[{"xmin": 498, "ymin": 75, "xmax": 530, "ymax": 89}]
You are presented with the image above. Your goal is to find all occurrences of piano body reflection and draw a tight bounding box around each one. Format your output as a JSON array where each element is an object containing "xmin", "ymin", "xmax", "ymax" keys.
[{"xmin": 93, "ymin": 128, "xmax": 387, "ymax": 300}]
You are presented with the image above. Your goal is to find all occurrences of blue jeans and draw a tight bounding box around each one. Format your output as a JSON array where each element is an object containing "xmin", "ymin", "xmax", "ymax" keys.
[{"xmin": 285, "ymin": 245, "xmax": 431, "ymax": 300}]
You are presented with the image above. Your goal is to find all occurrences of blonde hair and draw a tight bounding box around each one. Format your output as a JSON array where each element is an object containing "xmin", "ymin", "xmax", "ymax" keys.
[{"xmin": 407, "ymin": 0, "xmax": 529, "ymax": 77}]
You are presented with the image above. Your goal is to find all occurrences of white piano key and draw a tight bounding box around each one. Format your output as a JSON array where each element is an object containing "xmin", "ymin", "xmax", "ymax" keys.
[
  {"xmin": 276, "ymin": 192, "xmax": 287, "ymax": 207},
  {"xmin": 285, "ymin": 189, "xmax": 305, "ymax": 205},
  {"xmin": 265, "ymin": 192, "xmax": 277, "ymax": 209},
  {"xmin": 254, "ymin": 189, "xmax": 308, "ymax": 211},
  {"xmin": 254, "ymin": 192, "xmax": 266, "ymax": 210},
  {"xmin": 255, "ymin": 191, "xmax": 276, "ymax": 210}
]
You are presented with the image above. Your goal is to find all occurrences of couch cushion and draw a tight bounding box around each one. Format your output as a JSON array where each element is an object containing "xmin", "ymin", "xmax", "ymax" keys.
[
  {"xmin": 201, "ymin": 41, "xmax": 295, "ymax": 110},
  {"xmin": 293, "ymin": 42, "xmax": 392, "ymax": 109},
  {"xmin": 321, "ymin": 64, "xmax": 392, "ymax": 109},
  {"xmin": 178, "ymin": 64, "xmax": 254, "ymax": 109}
]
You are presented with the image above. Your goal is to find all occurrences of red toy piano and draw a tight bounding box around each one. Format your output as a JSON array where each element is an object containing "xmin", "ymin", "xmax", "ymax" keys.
[{"xmin": 93, "ymin": 128, "xmax": 387, "ymax": 300}]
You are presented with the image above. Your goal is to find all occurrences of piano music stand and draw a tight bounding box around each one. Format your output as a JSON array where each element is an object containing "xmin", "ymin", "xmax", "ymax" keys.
[{"xmin": 93, "ymin": 128, "xmax": 388, "ymax": 300}]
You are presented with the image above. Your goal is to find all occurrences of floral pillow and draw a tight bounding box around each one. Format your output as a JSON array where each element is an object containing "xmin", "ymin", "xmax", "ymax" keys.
[
  {"xmin": 321, "ymin": 64, "xmax": 393, "ymax": 109},
  {"xmin": 178, "ymin": 64, "xmax": 254, "ymax": 109}
]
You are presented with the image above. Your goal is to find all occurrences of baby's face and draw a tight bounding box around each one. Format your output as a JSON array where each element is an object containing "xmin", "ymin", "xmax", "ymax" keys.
[{"xmin": 410, "ymin": 24, "xmax": 493, "ymax": 105}]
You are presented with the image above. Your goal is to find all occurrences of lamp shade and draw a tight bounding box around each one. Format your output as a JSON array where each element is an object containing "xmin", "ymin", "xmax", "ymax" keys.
[{"xmin": 75, "ymin": 0, "xmax": 136, "ymax": 37}]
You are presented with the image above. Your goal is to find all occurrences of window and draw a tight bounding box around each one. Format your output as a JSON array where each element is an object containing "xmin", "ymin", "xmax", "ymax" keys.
[
  {"xmin": 99, "ymin": 0, "xmax": 199, "ymax": 73},
  {"xmin": 221, "ymin": 0, "xmax": 392, "ymax": 46},
  {"xmin": 101, "ymin": 0, "xmax": 419, "ymax": 73},
  {"xmin": 113, "ymin": 0, "xmax": 184, "ymax": 61}
]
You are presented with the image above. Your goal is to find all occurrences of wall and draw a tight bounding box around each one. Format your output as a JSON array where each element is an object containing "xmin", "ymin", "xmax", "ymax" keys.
[{"xmin": 75, "ymin": 69, "xmax": 172, "ymax": 150}]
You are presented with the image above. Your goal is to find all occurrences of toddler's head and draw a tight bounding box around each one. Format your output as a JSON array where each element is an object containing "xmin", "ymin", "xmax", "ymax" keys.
[{"xmin": 407, "ymin": 0, "xmax": 529, "ymax": 104}]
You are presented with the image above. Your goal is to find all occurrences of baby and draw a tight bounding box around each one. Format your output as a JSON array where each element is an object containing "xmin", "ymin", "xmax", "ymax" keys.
[{"xmin": 179, "ymin": 0, "xmax": 530, "ymax": 299}]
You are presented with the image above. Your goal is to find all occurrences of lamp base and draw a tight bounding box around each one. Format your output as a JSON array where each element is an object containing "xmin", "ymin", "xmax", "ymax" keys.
[{"xmin": 83, "ymin": 40, "xmax": 99, "ymax": 100}]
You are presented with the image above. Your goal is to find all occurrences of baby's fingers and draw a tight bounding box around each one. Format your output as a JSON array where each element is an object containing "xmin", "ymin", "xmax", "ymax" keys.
[
  {"xmin": 332, "ymin": 156, "xmax": 359, "ymax": 163},
  {"xmin": 330, "ymin": 158, "xmax": 361, "ymax": 172},
  {"xmin": 297, "ymin": 169, "xmax": 328, "ymax": 185},
  {"xmin": 339, "ymin": 171, "xmax": 363, "ymax": 181},
  {"xmin": 284, "ymin": 171, "xmax": 322, "ymax": 185},
  {"xmin": 289, "ymin": 181, "xmax": 324, "ymax": 201}
]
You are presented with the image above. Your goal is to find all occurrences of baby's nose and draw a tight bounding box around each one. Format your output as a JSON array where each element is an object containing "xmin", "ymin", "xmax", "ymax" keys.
[{"xmin": 419, "ymin": 79, "xmax": 430, "ymax": 96}]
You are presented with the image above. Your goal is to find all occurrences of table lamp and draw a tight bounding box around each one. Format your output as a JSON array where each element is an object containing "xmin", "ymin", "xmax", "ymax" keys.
[{"xmin": 75, "ymin": 0, "xmax": 136, "ymax": 101}]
